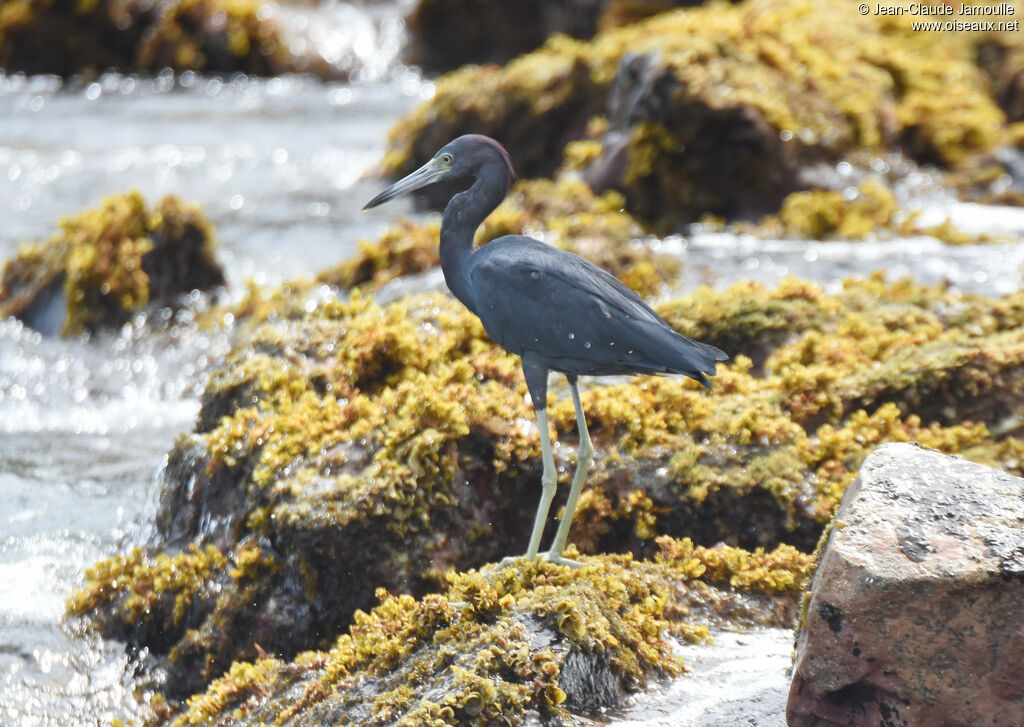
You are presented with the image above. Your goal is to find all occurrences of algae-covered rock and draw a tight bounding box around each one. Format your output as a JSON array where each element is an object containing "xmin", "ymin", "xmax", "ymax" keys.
[
  {"xmin": 70, "ymin": 272, "xmax": 1024, "ymax": 710},
  {"xmin": 740, "ymin": 179, "xmax": 1012, "ymax": 243},
  {"xmin": 122, "ymin": 541, "xmax": 811, "ymax": 725},
  {"xmin": 0, "ymin": 0, "xmax": 340, "ymax": 78},
  {"xmin": 764, "ymin": 180, "xmax": 900, "ymax": 241},
  {"xmin": 84, "ymin": 291, "xmax": 546, "ymax": 698},
  {"xmin": 0, "ymin": 191, "xmax": 225, "ymax": 335},
  {"xmin": 322, "ymin": 177, "xmax": 678, "ymax": 297},
  {"xmin": 385, "ymin": 0, "xmax": 1013, "ymax": 229},
  {"xmin": 66, "ymin": 538, "xmax": 284, "ymax": 698}
]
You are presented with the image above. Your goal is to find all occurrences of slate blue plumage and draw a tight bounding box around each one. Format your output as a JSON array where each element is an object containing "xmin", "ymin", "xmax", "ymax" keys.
[{"xmin": 364, "ymin": 134, "xmax": 727, "ymax": 565}]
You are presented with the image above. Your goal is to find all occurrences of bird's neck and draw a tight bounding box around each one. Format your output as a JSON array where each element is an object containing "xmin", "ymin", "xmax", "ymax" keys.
[{"xmin": 439, "ymin": 169, "xmax": 507, "ymax": 312}]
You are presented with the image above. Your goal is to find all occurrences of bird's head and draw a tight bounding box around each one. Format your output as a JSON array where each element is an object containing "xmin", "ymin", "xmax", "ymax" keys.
[{"xmin": 363, "ymin": 134, "xmax": 515, "ymax": 210}]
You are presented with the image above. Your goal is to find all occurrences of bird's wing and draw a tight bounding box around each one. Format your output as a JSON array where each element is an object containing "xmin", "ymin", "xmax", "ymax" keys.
[{"xmin": 468, "ymin": 237, "xmax": 725, "ymax": 378}]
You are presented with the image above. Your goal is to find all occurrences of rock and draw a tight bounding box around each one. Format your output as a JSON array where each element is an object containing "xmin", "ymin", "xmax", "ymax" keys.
[
  {"xmin": 404, "ymin": 0, "xmax": 711, "ymax": 73},
  {"xmin": 136, "ymin": 541, "xmax": 811, "ymax": 725},
  {"xmin": 974, "ymin": 33, "xmax": 1024, "ymax": 125},
  {"xmin": 0, "ymin": 0, "xmax": 353, "ymax": 79},
  {"xmin": 582, "ymin": 50, "xmax": 798, "ymax": 229},
  {"xmin": 0, "ymin": 192, "xmax": 225, "ymax": 336},
  {"xmin": 788, "ymin": 442, "xmax": 1024, "ymax": 727},
  {"xmin": 68, "ymin": 274, "xmax": 1024, "ymax": 705},
  {"xmin": 404, "ymin": 0, "xmax": 603, "ymax": 72},
  {"xmin": 385, "ymin": 0, "xmax": 1013, "ymax": 229}
]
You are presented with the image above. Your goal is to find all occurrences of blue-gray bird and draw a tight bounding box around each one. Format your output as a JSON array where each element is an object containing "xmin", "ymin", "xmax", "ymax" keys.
[{"xmin": 364, "ymin": 134, "xmax": 727, "ymax": 565}]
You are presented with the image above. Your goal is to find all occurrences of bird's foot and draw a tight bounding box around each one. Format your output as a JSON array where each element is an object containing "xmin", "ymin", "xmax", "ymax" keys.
[
  {"xmin": 481, "ymin": 550, "xmax": 581, "ymax": 573},
  {"xmin": 540, "ymin": 551, "xmax": 581, "ymax": 569},
  {"xmin": 481, "ymin": 555, "xmax": 530, "ymax": 573}
]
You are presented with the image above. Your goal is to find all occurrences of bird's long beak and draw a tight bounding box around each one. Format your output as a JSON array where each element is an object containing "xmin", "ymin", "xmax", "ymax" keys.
[{"xmin": 362, "ymin": 156, "xmax": 449, "ymax": 210}]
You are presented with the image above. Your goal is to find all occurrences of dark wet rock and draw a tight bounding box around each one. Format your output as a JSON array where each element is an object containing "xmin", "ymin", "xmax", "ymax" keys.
[
  {"xmin": 404, "ymin": 0, "xmax": 719, "ymax": 73},
  {"xmin": 405, "ymin": 0, "xmax": 605, "ymax": 72},
  {"xmin": 583, "ymin": 50, "xmax": 799, "ymax": 227},
  {"xmin": 157, "ymin": 435, "xmax": 252, "ymax": 549},
  {"xmin": 0, "ymin": 192, "xmax": 224, "ymax": 336},
  {"xmin": 974, "ymin": 32, "xmax": 1024, "ymax": 124},
  {"xmin": 66, "ymin": 535, "xmax": 308, "ymax": 701},
  {"xmin": 789, "ymin": 442, "xmax": 1024, "ymax": 727}
]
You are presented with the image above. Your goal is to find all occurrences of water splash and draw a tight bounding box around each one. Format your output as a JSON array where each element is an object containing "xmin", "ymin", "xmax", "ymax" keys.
[{"xmin": 611, "ymin": 629, "xmax": 791, "ymax": 727}]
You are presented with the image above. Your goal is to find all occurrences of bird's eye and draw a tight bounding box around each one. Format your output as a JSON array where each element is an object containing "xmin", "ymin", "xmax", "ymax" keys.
[{"xmin": 440, "ymin": 153, "xmax": 453, "ymax": 165}]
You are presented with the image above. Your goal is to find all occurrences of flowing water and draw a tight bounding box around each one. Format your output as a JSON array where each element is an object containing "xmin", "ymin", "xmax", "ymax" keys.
[
  {"xmin": 1, "ymin": 2, "xmax": 1023, "ymax": 724},
  {"xmin": 610, "ymin": 628, "xmax": 792, "ymax": 727}
]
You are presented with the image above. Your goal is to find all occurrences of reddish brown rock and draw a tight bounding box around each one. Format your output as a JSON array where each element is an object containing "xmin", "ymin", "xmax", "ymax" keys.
[{"xmin": 788, "ymin": 442, "xmax": 1024, "ymax": 727}]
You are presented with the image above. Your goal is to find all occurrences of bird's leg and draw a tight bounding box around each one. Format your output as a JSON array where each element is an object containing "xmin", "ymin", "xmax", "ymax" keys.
[
  {"xmin": 525, "ymin": 407, "xmax": 557, "ymax": 560},
  {"xmin": 492, "ymin": 355, "xmax": 556, "ymax": 568},
  {"xmin": 546, "ymin": 377, "xmax": 593, "ymax": 565},
  {"xmin": 491, "ymin": 405, "xmax": 555, "ymax": 570}
]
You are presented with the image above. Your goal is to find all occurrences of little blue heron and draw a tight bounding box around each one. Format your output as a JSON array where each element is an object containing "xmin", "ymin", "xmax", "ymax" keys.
[{"xmin": 364, "ymin": 134, "xmax": 727, "ymax": 565}]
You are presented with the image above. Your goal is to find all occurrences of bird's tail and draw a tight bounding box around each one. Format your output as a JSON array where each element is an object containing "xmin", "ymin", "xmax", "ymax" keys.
[
  {"xmin": 679, "ymin": 335, "xmax": 728, "ymax": 389},
  {"xmin": 636, "ymin": 320, "xmax": 728, "ymax": 389}
]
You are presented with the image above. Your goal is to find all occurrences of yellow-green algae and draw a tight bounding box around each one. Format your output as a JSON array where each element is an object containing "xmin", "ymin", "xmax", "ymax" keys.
[
  {"xmin": 132, "ymin": 0, "xmax": 284, "ymax": 73},
  {"xmin": 383, "ymin": 0, "xmax": 1017, "ymax": 227},
  {"xmin": 548, "ymin": 274, "xmax": 1024, "ymax": 532},
  {"xmin": 67, "ymin": 537, "xmax": 276, "ymax": 636},
  {"xmin": 67, "ymin": 536, "xmax": 280, "ymax": 693},
  {"xmin": 390, "ymin": 0, "xmax": 1008, "ymax": 160},
  {"xmin": 720, "ymin": 178, "xmax": 1012, "ymax": 243},
  {"xmin": 71, "ymin": 271, "xmax": 1024, "ymax": 712},
  {"xmin": 0, "ymin": 0, "xmax": 294, "ymax": 77},
  {"xmin": 320, "ymin": 177, "xmax": 677, "ymax": 298},
  {"xmin": 0, "ymin": 191, "xmax": 223, "ymax": 335},
  {"xmin": 766, "ymin": 179, "xmax": 900, "ymax": 241},
  {"xmin": 168, "ymin": 539, "xmax": 812, "ymax": 726},
  {"xmin": 68, "ymin": 544, "xmax": 229, "ymax": 630},
  {"xmin": 141, "ymin": 274, "xmax": 1024, "ymax": 542}
]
